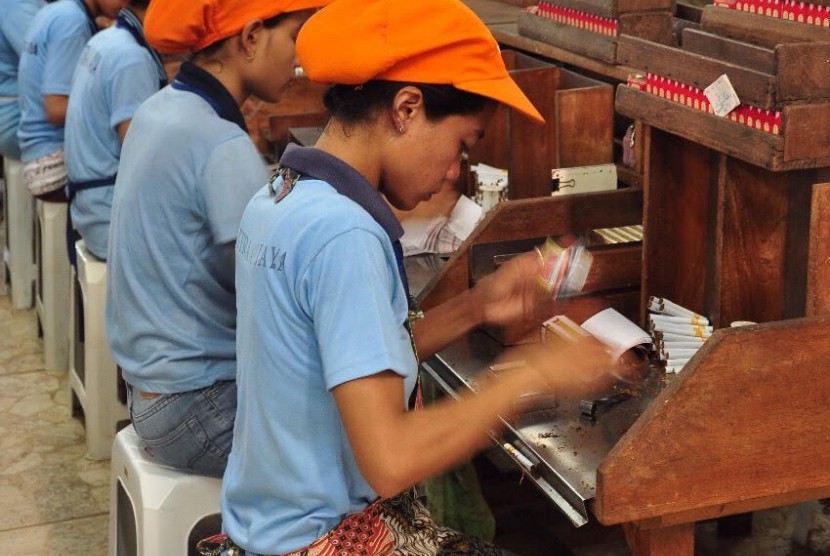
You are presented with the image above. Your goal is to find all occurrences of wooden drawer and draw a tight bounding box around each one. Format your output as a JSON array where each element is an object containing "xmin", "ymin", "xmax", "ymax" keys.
[{"xmin": 468, "ymin": 50, "xmax": 614, "ymax": 199}]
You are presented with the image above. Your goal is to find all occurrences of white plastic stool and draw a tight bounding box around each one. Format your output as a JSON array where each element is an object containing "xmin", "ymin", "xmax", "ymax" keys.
[
  {"xmin": 35, "ymin": 199, "xmax": 70, "ymax": 370},
  {"xmin": 108, "ymin": 425, "xmax": 222, "ymax": 556},
  {"xmin": 2, "ymin": 157, "xmax": 35, "ymax": 309},
  {"xmin": 69, "ymin": 240, "xmax": 129, "ymax": 460}
]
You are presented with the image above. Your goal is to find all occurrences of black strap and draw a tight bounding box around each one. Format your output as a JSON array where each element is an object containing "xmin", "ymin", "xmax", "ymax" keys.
[
  {"xmin": 115, "ymin": 8, "xmax": 167, "ymax": 89},
  {"xmin": 65, "ymin": 175, "xmax": 116, "ymax": 266}
]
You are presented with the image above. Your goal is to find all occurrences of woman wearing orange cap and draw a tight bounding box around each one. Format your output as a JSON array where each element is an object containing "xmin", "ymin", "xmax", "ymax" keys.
[
  {"xmin": 217, "ymin": 0, "xmax": 614, "ymax": 553},
  {"xmin": 105, "ymin": 0, "xmax": 330, "ymax": 477}
]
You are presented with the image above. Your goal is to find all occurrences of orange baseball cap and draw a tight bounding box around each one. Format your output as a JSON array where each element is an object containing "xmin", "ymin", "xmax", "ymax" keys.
[
  {"xmin": 145, "ymin": 0, "xmax": 330, "ymax": 53},
  {"xmin": 296, "ymin": 0, "xmax": 544, "ymax": 123}
]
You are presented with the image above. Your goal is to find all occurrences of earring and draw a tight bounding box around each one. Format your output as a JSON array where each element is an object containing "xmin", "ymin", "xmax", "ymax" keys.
[
  {"xmin": 398, "ymin": 124, "xmax": 406, "ymax": 133},
  {"xmin": 245, "ymin": 50, "xmax": 255, "ymax": 61}
]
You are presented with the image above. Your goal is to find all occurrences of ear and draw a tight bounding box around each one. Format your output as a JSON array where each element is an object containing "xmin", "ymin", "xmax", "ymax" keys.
[
  {"xmin": 238, "ymin": 19, "xmax": 265, "ymax": 57},
  {"xmin": 390, "ymin": 85, "xmax": 425, "ymax": 131}
]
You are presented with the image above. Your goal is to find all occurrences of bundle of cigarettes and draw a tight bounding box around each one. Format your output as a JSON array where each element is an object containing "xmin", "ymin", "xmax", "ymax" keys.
[
  {"xmin": 536, "ymin": 237, "xmax": 593, "ymax": 299},
  {"xmin": 532, "ymin": 1, "xmax": 619, "ymax": 36},
  {"xmin": 647, "ymin": 296, "xmax": 710, "ymax": 373},
  {"xmin": 714, "ymin": 0, "xmax": 830, "ymax": 27},
  {"xmin": 628, "ymin": 73, "xmax": 782, "ymax": 135}
]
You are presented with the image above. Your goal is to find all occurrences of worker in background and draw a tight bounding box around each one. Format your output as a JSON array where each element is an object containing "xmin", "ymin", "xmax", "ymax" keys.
[
  {"xmin": 17, "ymin": 0, "xmax": 127, "ymax": 202},
  {"xmin": 215, "ymin": 0, "xmax": 615, "ymax": 554},
  {"xmin": 0, "ymin": 0, "xmax": 43, "ymax": 161},
  {"xmin": 0, "ymin": 0, "xmax": 44, "ymax": 309},
  {"xmin": 64, "ymin": 0, "xmax": 165, "ymax": 261},
  {"xmin": 105, "ymin": 0, "xmax": 331, "ymax": 478}
]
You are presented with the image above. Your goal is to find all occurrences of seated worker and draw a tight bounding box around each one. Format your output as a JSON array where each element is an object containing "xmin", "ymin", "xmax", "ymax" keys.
[
  {"xmin": 17, "ymin": 0, "xmax": 127, "ymax": 202},
  {"xmin": 64, "ymin": 0, "xmax": 165, "ymax": 260},
  {"xmin": 216, "ymin": 0, "xmax": 616, "ymax": 554},
  {"xmin": 105, "ymin": 0, "xmax": 331, "ymax": 478},
  {"xmin": 0, "ymin": 0, "xmax": 44, "ymax": 160}
]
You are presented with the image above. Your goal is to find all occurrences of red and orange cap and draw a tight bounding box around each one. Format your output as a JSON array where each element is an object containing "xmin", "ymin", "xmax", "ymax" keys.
[
  {"xmin": 145, "ymin": 0, "xmax": 329, "ymax": 53},
  {"xmin": 295, "ymin": 0, "xmax": 544, "ymax": 123}
]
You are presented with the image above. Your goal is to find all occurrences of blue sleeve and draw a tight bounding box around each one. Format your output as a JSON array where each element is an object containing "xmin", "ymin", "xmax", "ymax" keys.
[
  {"xmin": 202, "ymin": 135, "xmax": 268, "ymax": 244},
  {"xmin": 1, "ymin": 2, "xmax": 42, "ymax": 56},
  {"xmin": 301, "ymin": 229, "xmax": 414, "ymax": 391},
  {"xmin": 108, "ymin": 53, "xmax": 159, "ymax": 129},
  {"xmin": 41, "ymin": 15, "xmax": 91, "ymax": 95}
]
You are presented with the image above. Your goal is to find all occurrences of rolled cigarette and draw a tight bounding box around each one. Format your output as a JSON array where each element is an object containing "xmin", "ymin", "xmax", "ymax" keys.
[
  {"xmin": 502, "ymin": 442, "xmax": 538, "ymax": 476},
  {"xmin": 648, "ymin": 297, "xmax": 708, "ymax": 323},
  {"xmin": 661, "ymin": 341, "xmax": 706, "ymax": 351},
  {"xmin": 665, "ymin": 357, "xmax": 691, "ymax": 367},
  {"xmin": 661, "ymin": 348, "xmax": 699, "ymax": 360},
  {"xmin": 649, "ymin": 313, "xmax": 710, "ymax": 326},
  {"xmin": 655, "ymin": 331, "xmax": 706, "ymax": 343},
  {"xmin": 651, "ymin": 322, "xmax": 712, "ymax": 338}
]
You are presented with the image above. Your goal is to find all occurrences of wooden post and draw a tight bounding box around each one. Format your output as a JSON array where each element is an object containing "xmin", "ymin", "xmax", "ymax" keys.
[
  {"xmin": 807, "ymin": 183, "xmax": 830, "ymax": 316},
  {"xmin": 623, "ymin": 522, "xmax": 694, "ymax": 556}
]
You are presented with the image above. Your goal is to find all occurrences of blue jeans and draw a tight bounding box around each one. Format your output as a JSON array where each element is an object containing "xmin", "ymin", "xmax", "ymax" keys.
[{"xmin": 128, "ymin": 380, "xmax": 236, "ymax": 478}]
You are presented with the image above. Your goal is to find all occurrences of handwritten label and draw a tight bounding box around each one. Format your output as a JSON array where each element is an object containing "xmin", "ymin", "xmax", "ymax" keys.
[{"xmin": 704, "ymin": 74, "xmax": 741, "ymax": 117}]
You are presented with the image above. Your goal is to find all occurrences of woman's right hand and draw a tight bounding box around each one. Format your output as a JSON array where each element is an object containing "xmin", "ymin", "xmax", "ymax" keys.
[{"xmin": 502, "ymin": 335, "xmax": 617, "ymax": 399}]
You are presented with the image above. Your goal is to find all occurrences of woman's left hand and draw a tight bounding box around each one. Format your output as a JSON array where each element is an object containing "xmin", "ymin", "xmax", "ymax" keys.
[{"xmin": 473, "ymin": 250, "xmax": 548, "ymax": 326}]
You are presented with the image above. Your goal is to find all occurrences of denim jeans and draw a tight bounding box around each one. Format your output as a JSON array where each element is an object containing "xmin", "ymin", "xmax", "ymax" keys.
[{"xmin": 128, "ymin": 380, "xmax": 236, "ymax": 478}]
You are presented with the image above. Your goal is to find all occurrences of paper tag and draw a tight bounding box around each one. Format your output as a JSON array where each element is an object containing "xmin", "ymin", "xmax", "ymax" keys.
[{"xmin": 704, "ymin": 74, "xmax": 740, "ymax": 117}]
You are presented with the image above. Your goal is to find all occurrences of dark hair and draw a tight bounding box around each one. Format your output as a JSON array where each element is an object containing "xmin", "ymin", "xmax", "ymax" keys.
[
  {"xmin": 323, "ymin": 80, "xmax": 491, "ymax": 125},
  {"xmin": 130, "ymin": 0, "xmax": 150, "ymax": 8},
  {"xmin": 194, "ymin": 12, "xmax": 291, "ymax": 58}
]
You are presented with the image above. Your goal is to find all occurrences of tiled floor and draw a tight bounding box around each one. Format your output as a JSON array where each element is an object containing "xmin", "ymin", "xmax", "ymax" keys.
[{"xmin": 0, "ymin": 296, "xmax": 109, "ymax": 553}]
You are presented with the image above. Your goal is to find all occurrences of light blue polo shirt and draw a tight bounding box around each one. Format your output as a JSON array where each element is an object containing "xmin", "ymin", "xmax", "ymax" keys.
[
  {"xmin": 65, "ymin": 15, "xmax": 160, "ymax": 259},
  {"xmin": 17, "ymin": 0, "xmax": 95, "ymax": 162},
  {"xmin": 222, "ymin": 146, "xmax": 417, "ymax": 555},
  {"xmin": 0, "ymin": 0, "xmax": 44, "ymax": 158},
  {"xmin": 105, "ymin": 62, "xmax": 267, "ymax": 393}
]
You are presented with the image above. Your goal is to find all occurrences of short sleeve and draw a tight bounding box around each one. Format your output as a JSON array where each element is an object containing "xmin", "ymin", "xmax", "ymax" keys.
[
  {"xmin": 301, "ymin": 228, "xmax": 414, "ymax": 391},
  {"xmin": 42, "ymin": 17, "xmax": 90, "ymax": 95},
  {"xmin": 1, "ymin": 2, "xmax": 41, "ymax": 56},
  {"xmin": 201, "ymin": 135, "xmax": 268, "ymax": 245},
  {"xmin": 108, "ymin": 54, "xmax": 159, "ymax": 129}
]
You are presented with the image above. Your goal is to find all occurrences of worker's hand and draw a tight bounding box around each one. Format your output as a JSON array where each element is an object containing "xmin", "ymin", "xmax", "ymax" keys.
[
  {"xmin": 503, "ymin": 335, "xmax": 616, "ymax": 398},
  {"xmin": 473, "ymin": 250, "xmax": 550, "ymax": 327}
]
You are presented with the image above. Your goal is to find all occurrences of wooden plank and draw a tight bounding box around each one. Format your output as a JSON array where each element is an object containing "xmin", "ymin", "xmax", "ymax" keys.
[
  {"xmin": 782, "ymin": 102, "xmax": 830, "ymax": 164},
  {"xmin": 616, "ymin": 35, "xmax": 776, "ymax": 109},
  {"xmin": 618, "ymin": 12, "xmax": 675, "ymax": 45},
  {"xmin": 517, "ymin": 11, "xmax": 618, "ymax": 64},
  {"xmin": 641, "ymin": 127, "xmax": 716, "ymax": 322},
  {"xmin": 555, "ymin": 0, "xmax": 673, "ymax": 18},
  {"xmin": 418, "ymin": 188, "xmax": 643, "ymax": 309},
  {"xmin": 701, "ymin": 5, "xmax": 830, "ymax": 49},
  {"xmin": 807, "ymin": 183, "xmax": 830, "ymax": 316},
  {"xmin": 716, "ymin": 158, "xmax": 791, "ymax": 324},
  {"xmin": 556, "ymin": 86, "xmax": 614, "ymax": 167},
  {"xmin": 615, "ymin": 86, "xmax": 783, "ymax": 170},
  {"xmin": 622, "ymin": 522, "xmax": 694, "ymax": 556},
  {"xmin": 463, "ymin": 0, "xmax": 523, "ymax": 25},
  {"xmin": 594, "ymin": 316, "xmax": 830, "ymax": 524},
  {"xmin": 490, "ymin": 22, "xmax": 637, "ymax": 82},
  {"xmin": 509, "ymin": 66, "xmax": 561, "ymax": 199},
  {"xmin": 776, "ymin": 42, "xmax": 830, "ymax": 102},
  {"xmin": 681, "ymin": 28, "xmax": 775, "ymax": 75}
]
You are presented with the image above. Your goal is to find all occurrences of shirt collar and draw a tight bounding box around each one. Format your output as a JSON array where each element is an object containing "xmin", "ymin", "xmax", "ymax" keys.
[
  {"xmin": 279, "ymin": 143, "xmax": 403, "ymax": 241},
  {"xmin": 171, "ymin": 61, "xmax": 247, "ymax": 132}
]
